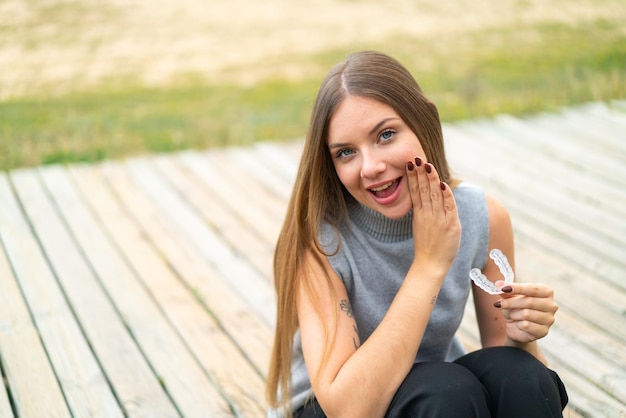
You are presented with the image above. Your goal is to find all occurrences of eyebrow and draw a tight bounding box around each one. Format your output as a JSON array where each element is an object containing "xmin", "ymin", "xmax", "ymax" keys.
[
  {"xmin": 328, "ymin": 117, "xmax": 400, "ymax": 150},
  {"xmin": 369, "ymin": 117, "xmax": 399, "ymax": 136}
]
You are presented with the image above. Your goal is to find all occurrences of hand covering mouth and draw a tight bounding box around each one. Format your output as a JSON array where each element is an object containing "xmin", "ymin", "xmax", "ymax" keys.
[{"xmin": 368, "ymin": 178, "xmax": 401, "ymax": 199}]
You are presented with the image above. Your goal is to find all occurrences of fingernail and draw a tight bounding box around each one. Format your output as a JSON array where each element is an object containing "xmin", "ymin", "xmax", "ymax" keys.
[
  {"xmin": 425, "ymin": 164, "xmax": 432, "ymax": 174},
  {"xmin": 407, "ymin": 161, "xmax": 414, "ymax": 171},
  {"xmin": 493, "ymin": 300, "xmax": 502, "ymax": 308},
  {"xmin": 415, "ymin": 157, "xmax": 422, "ymax": 167},
  {"xmin": 440, "ymin": 181, "xmax": 446, "ymax": 191},
  {"xmin": 501, "ymin": 286, "xmax": 513, "ymax": 293}
]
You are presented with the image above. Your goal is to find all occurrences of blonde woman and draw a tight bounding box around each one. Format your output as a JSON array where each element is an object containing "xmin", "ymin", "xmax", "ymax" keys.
[{"xmin": 267, "ymin": 51, "xmax": 568, "ymax": 418}]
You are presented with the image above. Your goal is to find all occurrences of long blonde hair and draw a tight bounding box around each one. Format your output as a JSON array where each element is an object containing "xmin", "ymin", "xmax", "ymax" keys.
[{"xmin": 266, "ymin": 51, "xmax": 456, "ymax": 414}]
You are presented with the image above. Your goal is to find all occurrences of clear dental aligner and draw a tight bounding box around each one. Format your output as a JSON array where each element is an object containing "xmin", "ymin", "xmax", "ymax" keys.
[{"xmin": 469, "ymin": 249, "xmax": 514, "ymax": 295}]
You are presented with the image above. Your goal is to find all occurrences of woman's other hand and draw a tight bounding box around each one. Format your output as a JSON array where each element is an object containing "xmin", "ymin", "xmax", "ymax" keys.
[{"xmin": 494, "ymin": 281, "xmax": 558, "ymax": 344}]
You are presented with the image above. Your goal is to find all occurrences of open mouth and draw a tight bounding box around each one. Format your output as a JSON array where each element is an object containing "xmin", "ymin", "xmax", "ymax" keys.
[{"xmin": 368, "ymin": 178, "xmax": 401, "ymax": 200}]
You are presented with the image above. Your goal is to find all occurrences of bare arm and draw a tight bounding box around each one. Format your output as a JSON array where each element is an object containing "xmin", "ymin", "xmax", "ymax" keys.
[
  {"xmin": 472, "ymin": 195, "xmax": 510, "ymax": 348},
  {"xmin": 473, "ymin": 194, "xmax": 557, "ymax": 365},
  {"xmin": 298, "ymin": 160, "xmax": 461, "ymax": 418}
]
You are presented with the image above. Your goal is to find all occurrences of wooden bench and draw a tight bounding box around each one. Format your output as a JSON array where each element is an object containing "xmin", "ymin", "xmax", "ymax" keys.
[{"xmin": 0, "ymin": 101, "xmax": 624, "ymax": 417}]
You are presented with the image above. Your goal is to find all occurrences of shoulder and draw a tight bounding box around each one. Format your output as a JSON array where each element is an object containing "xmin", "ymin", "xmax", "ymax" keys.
[
  {"xmin": 452, "ymin": 182, "xmax": 489, "ymax": 226},
  {"xmin": 318, "ymin": 218, "xmax": 341, "ymax": 255},
  {"xmin": 453, "ymin": 183, "xmax": 509, "ymax": 225},
  {"xmin": 484, "ymin": 193, "xmax": 514, "ymax": 254},
  {"xmin": 484, "ymin": 194, "xmax": 512, "ymax": 232},
  {"xmin": 452, "ymin": 182, "xmax": 486, "ymax": 209}
]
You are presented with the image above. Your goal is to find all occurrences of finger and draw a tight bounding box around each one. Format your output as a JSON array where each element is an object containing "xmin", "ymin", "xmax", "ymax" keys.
[
  {"xmin": 499, "ymin": 293, "xmax": 557, "ymax": 311},
  {"xmin": 511, "ymin": 320, "xmax": 551, "ymax": 340},
  {"xmin": 439, "ymin": 181, "xmax": 458, "ymax": 222},
  {"xmin": 506, "ymin": 307, "xmax": 556, "ymax": 327},
  {"xmin": 424, "ymin": 162, "xmax": 445, "ymax": 216},
  {"xmin": 498, "ymin": 283, "xmax": 555, "ymax": 300},
  {"xmin": 416, "ymin": 157, "xmax": 432, "ymax": 213},
  {"xmin": 406, "ymin": 159, "xmax": 421, "ymax": 210}
]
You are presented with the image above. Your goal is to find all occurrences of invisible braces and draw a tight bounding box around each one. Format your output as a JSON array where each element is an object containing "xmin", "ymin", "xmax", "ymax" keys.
[{"xmin": 469, "ymin": 249, "xmax": 514, "ymax": 295}]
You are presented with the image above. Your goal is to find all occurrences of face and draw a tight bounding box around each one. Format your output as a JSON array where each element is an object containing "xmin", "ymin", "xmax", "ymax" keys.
[{"xmin": 327, "ymin": 95, "xmax": 427, "ymax": 219}]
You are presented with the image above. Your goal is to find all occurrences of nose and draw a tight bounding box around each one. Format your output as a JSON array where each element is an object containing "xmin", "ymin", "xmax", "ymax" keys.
[{"xmin": 360, "ymin": 149, "xmax": 386, "ymax": 179}]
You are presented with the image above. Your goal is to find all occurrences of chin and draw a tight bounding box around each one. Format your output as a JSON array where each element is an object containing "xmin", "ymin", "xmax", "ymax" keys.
[
  {"xmin": 379, "ymin": 204, "xmax": 412, "ymax": 220},
  {"xmin": 384, "ymin": 211, "xmax": 410, "ymax": 220}
]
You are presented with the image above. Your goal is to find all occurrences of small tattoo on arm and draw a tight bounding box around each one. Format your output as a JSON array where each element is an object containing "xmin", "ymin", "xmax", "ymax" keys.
[
  {"xmin": 353, "ymin": 324, "xmax": 360, "ymax": 349},
  {"xmin": 340, "ymin": 299, "xmax": 353, "ymax": 318},
  {"xmin": 340, "ymin": 300, "xmax": 359, "ymax": 349},
  {"xmin": 430, "ymin": 295, "xmax": 437, "ymax": 305}
]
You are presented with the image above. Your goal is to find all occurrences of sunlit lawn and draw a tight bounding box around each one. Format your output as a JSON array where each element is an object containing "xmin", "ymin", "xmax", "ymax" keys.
[{"xmin": 1, "ymin": 20, "xmax": 624, "ymax": 170}]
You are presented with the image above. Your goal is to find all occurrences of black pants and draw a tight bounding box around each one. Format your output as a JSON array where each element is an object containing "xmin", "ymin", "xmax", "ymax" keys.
[{"xmin": 295, "ymin": 347, "xmax": 568, "ymax": 418}]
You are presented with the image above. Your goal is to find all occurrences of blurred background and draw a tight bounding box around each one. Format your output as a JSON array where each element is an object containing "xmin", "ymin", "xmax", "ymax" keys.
[{"xmin": 1, "ymin": 0, "xmax": 625, "ymax": 170}]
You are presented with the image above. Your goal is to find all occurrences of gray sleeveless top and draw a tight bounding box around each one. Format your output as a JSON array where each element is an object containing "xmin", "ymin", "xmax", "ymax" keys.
[{"xmin": 269, "ymin": 182, "xmax": 489, "ymax": 417}]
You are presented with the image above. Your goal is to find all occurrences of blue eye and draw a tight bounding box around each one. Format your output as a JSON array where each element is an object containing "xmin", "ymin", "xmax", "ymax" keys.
[
  {"xmin": 379, "ymin": 129, "xmax": 396, "ymax": 142},
  {"xmin": 336, "ymin": 148, "xmax": 355, "ymax": 159}
]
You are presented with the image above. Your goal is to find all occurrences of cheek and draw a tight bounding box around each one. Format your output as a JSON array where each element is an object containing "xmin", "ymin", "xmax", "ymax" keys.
[
  {"xmin": 400, "ymin": 140, "xmax": 426, "ymax": 162},
  {"xmin": 334, "ymin": 163, "xmax": 359, "ymax": 190}
]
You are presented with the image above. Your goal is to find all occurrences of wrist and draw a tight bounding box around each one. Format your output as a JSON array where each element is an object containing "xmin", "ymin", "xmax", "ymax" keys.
[
  {"xmin": 505, "ymin": 338, "xmax": 547, "ymax": 365},
  {"xmin": 405, "ymin": 262, "xmax": 449, "ymax": 291}
]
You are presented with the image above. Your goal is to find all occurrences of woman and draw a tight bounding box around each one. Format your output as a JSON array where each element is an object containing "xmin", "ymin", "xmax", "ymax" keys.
[{"xmin": 266, "ymin": 51, "xmax": 568, "ymax": 417}]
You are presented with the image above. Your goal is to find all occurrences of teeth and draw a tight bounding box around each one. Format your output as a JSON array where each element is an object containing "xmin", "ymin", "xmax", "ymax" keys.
[{"xmin": 370, "ymin": 181, "xmax": 394, "ymax": 192}]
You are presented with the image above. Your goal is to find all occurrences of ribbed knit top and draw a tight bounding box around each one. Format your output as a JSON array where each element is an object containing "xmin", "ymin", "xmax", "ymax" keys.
[{"xmin": 269, "ymin": 182, "xmax": 490, "ymax": 417}]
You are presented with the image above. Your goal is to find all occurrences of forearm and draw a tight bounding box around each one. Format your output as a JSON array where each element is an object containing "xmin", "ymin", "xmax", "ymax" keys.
[{"xmin": 318, "ymin": 264, "xmax": 446, "ymax": 417}]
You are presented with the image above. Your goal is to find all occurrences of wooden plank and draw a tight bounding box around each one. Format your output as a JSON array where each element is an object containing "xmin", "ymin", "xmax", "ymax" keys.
[
  {"xmin": 69, "ymin": 163, "xmax": 267, "ymax": 417},
  {"xmin": 550, "ymin": 364, "xmax": 625, "ymax": 418},
  {"xmin": 488, "ymin": 113, "xmax": 626, "ymax": 188},
  {"xmin": 559, "ymin": 106, "xmax": 626, "ymax": 159},
  {"xmin": 445, "ymin": 125, "xmax": 626, "ymax": 294},
  {"xmin": 0, "ymin": 170, "xmax": 106, "ymax": 416},
  {"xmin": 474, "ymin": 117, "xmax": 626, "ymax": 237},
  {"xmin": 11, "ymin": 168, "xmax": 177, "ymax": 418},
  {"xmin": 253, "ymin": 141, "xmax": 301, "ymax": 184},
  {"xmin": 446, "ymin": 120, "xmax": 625, "ymax": 217},
  {"xmin": 124, "ymin": 156, "xmax": 276, "ymax": 327},
  {"xmin": 206, "ymin": 149, "xmax": 287, "ymax": 226},
  {"xmin": 152, "ymin": 155, "xmax": 274, "ymax": 280},
  {"xmin": 447, "ymin": 172, "xmax": 626, "ymax": 325},
  {"xmin": 514, "ymin": 240, "xmax": 625, "ymax": 342},
  {"xmin": 177, "ymin": 151, "xmax": 282, "ymax": 248},
  {"xmin": 38, "ymin": 165, "xmax": 232, "ymax": 418},
  {"xmin": 0, "ymin": 223, "xmax": 59, "ymax": 418},
  {"xmin": 531, "ymin": 112, "xmax": 626, "ymax": 166},
  {"xmin": 100, "ymin": 161, "xmax": 273, "ymax": 377},
  {"xmin": 0, "ymin": 357, "xmax": 13, "ymax": 418},
  {"xmin": 227, "ymin": 146, "xmax": 293, "ymax": 201},
  {"xmin": 543, "ymin": 330, "xmax": 626, "ymax": 405},
  {"xmin": 491, "ymin": 114, "xmax": 626, "ymax": 215},
  {"xmin": 450, "ymin": 177, "xmax": 626, "ymax": 343}
]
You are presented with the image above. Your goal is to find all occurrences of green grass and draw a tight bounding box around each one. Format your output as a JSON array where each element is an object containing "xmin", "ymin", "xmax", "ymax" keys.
[{"xmin": 1, "ymin": 20, "xmax": 625, "ymax": 170}]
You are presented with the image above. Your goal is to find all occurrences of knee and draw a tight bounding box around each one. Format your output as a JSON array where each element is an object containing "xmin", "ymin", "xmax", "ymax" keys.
[
  {"xmin": 411, "ymin": 362, "xmax": 486, "ymax": 398},
  {"xmin": 457, "ymin": 346, "xmax": 560, "ymax": 396},
  {"xmin": 387, "ymin": 362, "xmax": 490, "ymax": 417},
  {"xmin": 466, "ymin": 346, "xmax": 549, "ymax": 381}
]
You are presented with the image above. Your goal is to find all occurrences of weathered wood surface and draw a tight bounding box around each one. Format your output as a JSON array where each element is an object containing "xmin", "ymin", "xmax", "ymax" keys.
[{"xmin": 0, "ymin": 101, "xmax": 624, "ymax": 417}]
